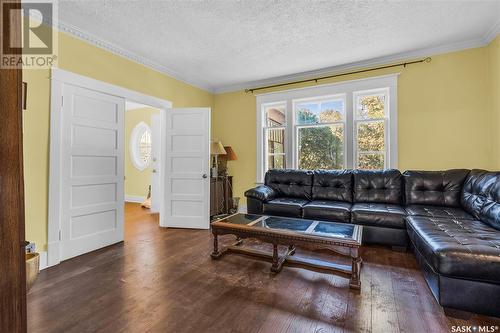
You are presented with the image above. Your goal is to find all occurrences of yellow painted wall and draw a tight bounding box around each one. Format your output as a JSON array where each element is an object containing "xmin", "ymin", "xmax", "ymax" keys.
[
  {"xmin": 23, "ymin": 31, "xmax": 213, "ymax": 251},
  {"xmin": 125, "ymin": 107, "xmax": 160, "ymax": 198},
  {"xmin": 490, "ymin": 36, "xmax": 500, "ymax": 169},
  {"xmin": 213, "ymin": 42, "xmax": 499, "ymax": 203}
]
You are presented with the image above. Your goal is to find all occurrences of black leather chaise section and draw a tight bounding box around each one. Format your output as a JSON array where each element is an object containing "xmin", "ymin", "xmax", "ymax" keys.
[
  {"xmin": 407, "ymin": 216, "xmax": 500, "ymax": 282},
  {"xmin": 302, "ymin": 200, "xmax": 351, "ymax": 222},
  {"xmin": 264, "ymin": 169, "xmax": 313, "ymax": 200},
  {"xmin": 461, "ymin": 169, "xmax": 500, "ymax": 231},
  {"xmin": 353, "ymin": 169, "xmax": 403, "ymax": 205}
]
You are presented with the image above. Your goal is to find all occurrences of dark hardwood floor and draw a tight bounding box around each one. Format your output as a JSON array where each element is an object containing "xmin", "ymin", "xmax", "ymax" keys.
[{"xmin": 28, "ymin": 203, "xmax": 500, "ymax": 333}]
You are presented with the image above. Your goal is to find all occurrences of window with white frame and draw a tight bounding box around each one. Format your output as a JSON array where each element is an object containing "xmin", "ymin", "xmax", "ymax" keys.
[
  {"xmin": 354, "ymin": 89, "xmax": 388, "ymax": 170},
  {"xmin": 295, "ymin": 96, "xmax": 346, "ymax": 170},
  {"xmin": 256, "ymin": 75, "xmax": 397, "ymax": 182},
  {"xmin": 263, "ymin": 102, "xmax": 287, "ymax": 171}
]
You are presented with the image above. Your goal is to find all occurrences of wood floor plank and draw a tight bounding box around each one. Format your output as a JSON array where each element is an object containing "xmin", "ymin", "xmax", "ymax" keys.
[{"xmin": 27, "ymin": 203, "xmax": 500, "ymax": 333}]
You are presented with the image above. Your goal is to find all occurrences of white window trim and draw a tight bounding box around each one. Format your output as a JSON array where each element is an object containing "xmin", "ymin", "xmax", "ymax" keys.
[
  {"xmin": 255, "ymin": 74, "xmax": 398, "ymax": 183},
  {"xmin": 129, "ymin": 121, "xmax": 152, "ymax": 171}
]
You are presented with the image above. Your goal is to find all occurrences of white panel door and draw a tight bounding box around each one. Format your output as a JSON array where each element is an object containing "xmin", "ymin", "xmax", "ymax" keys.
[
  {"xmin": 60, "ymin": 84, "xmax": 125, "ymax": 260},
  {"xmin": 163, "ymin": 108, "xmax": 210, "ymax": 229},
  {"xmin": 150, "ymin": 113, "xmax": 160, "ymax": 213}
]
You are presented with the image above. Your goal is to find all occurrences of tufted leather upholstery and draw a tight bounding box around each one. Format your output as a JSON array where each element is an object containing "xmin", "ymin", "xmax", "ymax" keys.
[
  {"xmin": 461, "ymin": 169, "xmax": 500, "ymax": 231},
  {"xmin": 302, "ymin": 200, "xmax": 351, "ymax": 222},
  {"xmin": 263, "ymin": 197, "xmax": 309, "ymax": 217},
  {"xmin": 312, "ymin": 170, "xmax": 353, "ymax": 202},
  {"xmin": 405, "ymin": 205, "xmax": 473, "ymax": 220},
  {"xmin": 265, "ymin": 169, "xmax": 313, "ymax": 200},
  {"xmin": 407, "ymin": 216, "xmax": 500, "ymax": 282},
  {"xmin": 353, "ymin": 169, "xmax": 403, "ymax": 205},
  {"xmin": 403, "ymin": 169, "xmax": 470, "ymax": 207},
  {"xmin": 351, "ymin": 203, "xmax": 407, "ymax": 229}
]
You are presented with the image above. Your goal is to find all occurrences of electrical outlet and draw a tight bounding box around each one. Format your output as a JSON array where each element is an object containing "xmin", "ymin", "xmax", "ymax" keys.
[{"xmin": 26, "ymin": 242, "xmax": 36, "ymax": 253}]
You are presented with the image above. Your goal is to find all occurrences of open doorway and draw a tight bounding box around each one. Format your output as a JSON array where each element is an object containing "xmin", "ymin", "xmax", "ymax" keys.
[
  {"xmin": 124, "ymin": 101, "xmax": 161, "ymax": 214},
  {"xmin": 48, "ymin": 68, "xmax": 211, "ymax": 266}
]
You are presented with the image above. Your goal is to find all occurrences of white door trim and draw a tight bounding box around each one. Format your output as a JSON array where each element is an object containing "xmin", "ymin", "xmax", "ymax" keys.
[{"xmin": 48, "ymin": 68, "xmax": 172, "ymax": 267}]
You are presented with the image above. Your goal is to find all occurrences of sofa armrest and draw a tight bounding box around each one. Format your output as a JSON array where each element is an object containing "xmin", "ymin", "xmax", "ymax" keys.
[{"xmin": 244, "ymin": 185, "xmax": 277, "ymax": 202}]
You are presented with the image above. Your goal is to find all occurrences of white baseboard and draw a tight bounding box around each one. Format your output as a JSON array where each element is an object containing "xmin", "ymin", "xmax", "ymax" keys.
[
  {"xmin": 238, "ymin": 205, "xmax": 247, "ymax": 213},
  {"xmin": 125, "ymin": 195, "xmax": 145, "ymax": 203},
  {"xmin": 39, "ymin": 251, "xmax": 48, "ymax": 270}
]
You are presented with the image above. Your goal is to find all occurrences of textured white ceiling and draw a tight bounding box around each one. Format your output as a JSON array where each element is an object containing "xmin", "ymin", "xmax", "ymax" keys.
[{"xmin": 58, "ymin": 0, "xmax": 500, "ymax": 92}]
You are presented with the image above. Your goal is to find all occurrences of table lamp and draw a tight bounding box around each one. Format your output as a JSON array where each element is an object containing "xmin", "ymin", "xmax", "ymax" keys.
[
  {"xmin": 210, "ymin": 141, "xmax": 226, "ymax": 178},
  {"xmin": 219, "ymin": 146, "xmax": 237, "ymax": 176}
]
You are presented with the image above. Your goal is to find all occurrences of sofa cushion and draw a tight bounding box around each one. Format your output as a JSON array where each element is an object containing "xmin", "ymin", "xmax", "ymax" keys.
[
  {"xmin": 406, "ymin": 216, "xmax": 500, "ymax": 283},
  {"xmin": 353, "ymin": 169, "xmax": 403, "ymax": 205},
  {"xmin": 312, "ymin": 170, "xmax": 353, "ymax": 202},
  {"xmin": 461, "ymin": 169, "xmax": 500, "ymax": 231},
  {"xmin": 405, "ymin": 204, "xmax": 473, "ymax": 220},
  {"xmin": 302, "ymin": 200, "xmax": 351, "ymax": 223},
  {"xmin": 265, "ymin": 169, "xmax": 313, "ymax": 200},
  {"xmin": 263, "ymin": 197, "xmax": 309, "ymax": 218},
  {"xmin": 403, "ymin": 169, "xmax": 470, "ymax": 207},
  {"xmin": 351, "ymin": 203, "xmax": 407, "ymax": 229}
]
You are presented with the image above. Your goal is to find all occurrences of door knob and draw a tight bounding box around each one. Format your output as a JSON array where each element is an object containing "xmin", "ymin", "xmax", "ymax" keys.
[
  {"xmin": 202, "ymin": 174, "xmax": 208, "ymax": 178},
  {"xmin": 152, "ymin": 169, "xmax": 157, "ymax": 173}
]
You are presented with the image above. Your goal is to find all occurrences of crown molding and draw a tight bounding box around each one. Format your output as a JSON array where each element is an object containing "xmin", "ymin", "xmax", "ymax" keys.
[
  {"xmin": 57, "ymin": 20, "xmax": 216, "ymax": 93},
  {"xmin": 213, "ymin": 34, "xmax": 497, "ymax": 94},
  {"xmin": 52, "ymin": 15, "xmax": 498, "ymax": 96},
  {"xmin": 483, "ymin": 19, "xmax": 500, "ymax": 44}
]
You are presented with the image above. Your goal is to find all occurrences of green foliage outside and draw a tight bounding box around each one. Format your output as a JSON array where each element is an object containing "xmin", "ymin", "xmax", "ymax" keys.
[
  {"xmin": 356, "ymin": 96, "xmax": 386, "ymax": 169},
  {"xmin": 297, "ymin": 95, "xmax": 385, "ymax": 170},
  {"xmin": 297, "ymin": 110, "xmax": 344, "ymax": 170}
]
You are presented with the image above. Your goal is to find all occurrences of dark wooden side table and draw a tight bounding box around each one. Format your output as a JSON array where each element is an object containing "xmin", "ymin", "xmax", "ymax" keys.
[{"xmin": 210, "ymin": 176, "xmax": 233, "ymax": 217}]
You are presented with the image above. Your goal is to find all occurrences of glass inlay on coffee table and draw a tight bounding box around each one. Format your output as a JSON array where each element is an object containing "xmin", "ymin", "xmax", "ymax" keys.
[{"xmin": 210, "ymin": 214, "xmax": 363, "ymax": 289}]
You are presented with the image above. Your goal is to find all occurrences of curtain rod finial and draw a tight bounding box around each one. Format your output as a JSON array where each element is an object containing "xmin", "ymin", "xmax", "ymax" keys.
[{"xmin": 424, "ymin": 57, "xmax": 432, "ymax": 63}]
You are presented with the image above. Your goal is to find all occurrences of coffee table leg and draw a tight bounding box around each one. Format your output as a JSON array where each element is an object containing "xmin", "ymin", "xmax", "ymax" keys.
[
  {"xmin": 350, "ymin": 251, "xmax": 362, "ymax": 290},
  {"xmin": 288, "ymin": 245, "xmax": 296, "ymax": 256},
  {"xmin": 211, "ymin": 232, "xmax": 221, "ymax": 259},
  {"xmin": 271, "ymin": 243, "xmax": 281, "ymax": 273}
]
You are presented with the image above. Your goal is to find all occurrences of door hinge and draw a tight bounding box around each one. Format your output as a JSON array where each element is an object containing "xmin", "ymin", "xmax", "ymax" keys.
[
  {"xmin": 61, "ymin": 96, "xmax": 64, "ymax": 107},
  {"xmin": 59, "ymin": 229, "xmax": 61, "ymax": 241}
]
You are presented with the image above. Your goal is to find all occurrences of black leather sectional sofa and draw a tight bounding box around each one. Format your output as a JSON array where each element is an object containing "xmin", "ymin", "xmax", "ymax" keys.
[{"xmin": 245, "ymin": 168, "xmax": 500, "ymax": 317}]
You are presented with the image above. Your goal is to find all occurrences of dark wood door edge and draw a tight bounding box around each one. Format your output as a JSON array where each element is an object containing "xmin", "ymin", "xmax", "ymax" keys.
[{"xmin": 0, "ymin": 0, "xmax": 27, "ymax": 331}]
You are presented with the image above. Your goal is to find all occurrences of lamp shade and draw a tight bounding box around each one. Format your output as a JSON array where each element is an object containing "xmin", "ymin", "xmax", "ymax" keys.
[
  {"xmin": 221, "ymin": 146, "xmax": 237, "ymax": 161},
  {"xmin": 210, "ymin": 141, "xmax": 226, "ymax": 155}
]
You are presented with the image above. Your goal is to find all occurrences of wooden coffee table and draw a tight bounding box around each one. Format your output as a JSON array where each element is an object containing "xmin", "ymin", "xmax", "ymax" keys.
[{"xmin": 210, "ymin": 213, "xmax": 363, "ymax": 289}]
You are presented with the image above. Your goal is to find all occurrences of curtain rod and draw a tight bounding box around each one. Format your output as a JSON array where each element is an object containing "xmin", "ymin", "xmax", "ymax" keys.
[{"xmin": 245, "ymin": 57, "xmax": 432, "ymax": 93}]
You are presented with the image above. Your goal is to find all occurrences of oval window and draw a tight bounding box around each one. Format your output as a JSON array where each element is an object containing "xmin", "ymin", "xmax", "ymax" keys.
[{"xmin": 130, "ymin": 122, "xmax": 152, "ymax": 171}]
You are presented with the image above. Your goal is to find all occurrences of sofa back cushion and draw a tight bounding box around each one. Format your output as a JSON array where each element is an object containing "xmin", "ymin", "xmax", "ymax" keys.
[
  {"xmin": 312, "ymin": 170, "xmax": 353, "ymax": 202},
  {"xmin": 264, "ymin": 169, "xmax": 313, "ymax": 200},
  {"xmin": 461, "ymin": 169, "xmax": 500, "ymax": 230},
  {"xmin": 353, "ymin": 169, "xmax": 403, "ymax": 205},
  {"xmin": 403, "ymin": 169, "xmax": 470, "ymax": 207}
]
